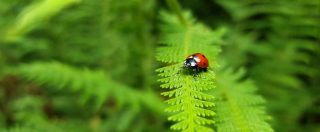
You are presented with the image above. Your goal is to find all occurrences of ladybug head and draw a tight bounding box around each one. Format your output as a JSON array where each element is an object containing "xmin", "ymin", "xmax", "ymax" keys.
[{"xmin": 184, "ymin": 57, "xmax": 197, "ymax": 68}]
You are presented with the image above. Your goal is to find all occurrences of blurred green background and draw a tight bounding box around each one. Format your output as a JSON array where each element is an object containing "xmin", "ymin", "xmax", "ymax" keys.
[{"xmin": 0, "ymin": 0, "xmax": 319, "ymax": 131}]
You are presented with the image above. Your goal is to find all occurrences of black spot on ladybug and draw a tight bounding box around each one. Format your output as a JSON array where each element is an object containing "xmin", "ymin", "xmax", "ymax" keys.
[
  {"xmin": 204, "ymin": 62, "xmax": 206, "ymax": 65},
  {"xmin": 202, "ymin": 55, "xmax": 206, "ymax": 58}
]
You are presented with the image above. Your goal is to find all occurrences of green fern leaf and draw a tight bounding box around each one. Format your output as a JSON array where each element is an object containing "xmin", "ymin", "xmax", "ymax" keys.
[
  {"xmin": 157, "ymin": 11, "xmax": 224, "ymax": 132},
  {"xmin": 212, "ymin": 68, "xmax": 273, "ymax": 132},
  {"xmin": 14, "ymin": 62, "xmax": 164, "ymax": 112},
  {"xmin": 5, "ymin": 0, "xmax": 80, "ymax": 41},
  {"xmin": 216, "ymin": 0, "xmax": 319, "ymax": 90}
]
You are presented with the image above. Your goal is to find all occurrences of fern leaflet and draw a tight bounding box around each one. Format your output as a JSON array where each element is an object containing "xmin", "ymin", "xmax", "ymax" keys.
[
  {"xmin": 156, "ymin": 11, "xmax": 223, "ymax": 132},
  {"xmin": 213, "ymin": 68, "xmax": 273, "ymax": 132},
  {"xmin": 5, "ymin": 0, "xmax": 80, "ymax": 41},
  {"xmin": 14, "ymin": 62, "xmax": 163, "ymax": 112}
]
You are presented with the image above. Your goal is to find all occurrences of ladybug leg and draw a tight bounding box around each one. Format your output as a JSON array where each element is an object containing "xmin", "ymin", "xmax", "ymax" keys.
[
  {"xmin": 193, "ymin": 68, "xmax": 201, "ymax": 78},
  {"xmin": 203, "ymin": 68, "xmax": 208, "ymax": 72},
  {"xmin": 192, "ymin": 68, "xmax": 197, "ymax": 77}
]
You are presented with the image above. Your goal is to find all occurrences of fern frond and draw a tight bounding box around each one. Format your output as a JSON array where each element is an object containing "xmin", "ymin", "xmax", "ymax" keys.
[
  {"xmin": 157, "ymin": 12, "xmax": 221, "ymax": 65},
  {"xmin": 212, "ymin": 68, "xmax": 273, "ymax": 132},
  {"xmin": 216, "ymin": 0, "xmax": 319, "ymax": 89},
  {"xmin": 215, "ymin": 0, "xmax": 319, "ymax": 131},
  {"xmin": 157, "ymin": 10, "xmax": 224, "ymax": 131},
  {"xmin": 14, "ymin": 62, "xmax": 163, "ymax": 112},
  {"xmin": 5, "ymin": 0, "xmax": 80, "ymax": 41}
]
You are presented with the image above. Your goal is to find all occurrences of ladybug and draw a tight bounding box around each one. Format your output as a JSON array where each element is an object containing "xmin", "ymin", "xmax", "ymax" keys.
[{"xmin": 183, "ymin": 53, "xmax": 208, "ymax": 76}]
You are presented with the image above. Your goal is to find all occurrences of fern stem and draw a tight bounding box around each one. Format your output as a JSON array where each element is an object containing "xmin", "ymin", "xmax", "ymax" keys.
[
  {"xmin": 165, "ymin": 0, "xmax": 188, "ymax": 27},
  {"xmin": 223, "ymin": 86, "xmax": 250, "ymax": 131},
  {"xmin": 185, "ymin": 79, "xmax": 195, "ymax": 131},
  {"xmin": 183, "ymin": 28, "xmax": 192, "ymax": 58}
]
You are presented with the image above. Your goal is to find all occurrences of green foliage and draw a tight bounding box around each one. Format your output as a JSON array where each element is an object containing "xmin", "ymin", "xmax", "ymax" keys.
[
  {"xmin": 5, "ymin": 0, "xmax": 80, "ymax": 41},
  {"xmin": 0, "ymin": 0, "xmax": 318, "ymax": 131},
  {"xmin": 216, "ymin": 0, "xmax": 319, "ymax": 89},
  {"xmin": 14, "ymin": 62, "xmax": 163, "ymax": 112},
  {"xmin": 0, "ymin": 0, "xmax": 166, "ymax": 131},
  {"xmin": 6, "ymin": 96, "xmax": 89, "ymax": 132},
  {"xmin": 11, "ymin": 61, "xmax": 166, "ymax": 131},
  {"xmin": 156, "ymin": 10, "xmax": 222, "ymax": 131},
  {"xmin": 1, "ymin": 0, "xmax": 156, "ymax": 87},
  {"xmin": 214, "ymin": 0, "xmax": 320, "ymax": 131},
  {"xmin": 213, "ymin": 68, "xmax": 273, "ymax": 132}
]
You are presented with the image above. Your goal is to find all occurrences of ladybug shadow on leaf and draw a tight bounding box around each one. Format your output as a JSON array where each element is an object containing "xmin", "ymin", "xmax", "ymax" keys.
[{"xmin": 179, "ymin": 66, "xmax": 208, "ymax": 78}]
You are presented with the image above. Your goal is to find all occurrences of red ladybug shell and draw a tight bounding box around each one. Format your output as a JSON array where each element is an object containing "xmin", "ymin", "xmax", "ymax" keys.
[{"xmin": 187, "ymin": 53, "xmax": 209, "ymax": 69}]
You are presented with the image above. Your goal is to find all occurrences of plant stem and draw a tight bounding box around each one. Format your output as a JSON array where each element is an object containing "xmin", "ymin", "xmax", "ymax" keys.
[{"xmin": 165, "ymin": 0, "xmax": 188, "ymax": 27}]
